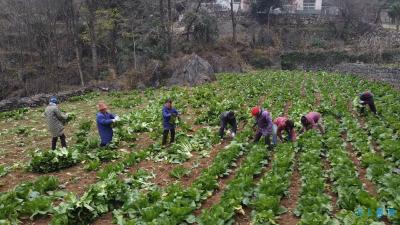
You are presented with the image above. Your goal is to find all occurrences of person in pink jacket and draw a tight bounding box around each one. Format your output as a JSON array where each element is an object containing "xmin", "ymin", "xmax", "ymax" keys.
[
  {"xmin": 273, "ymin": 117, "xmax": 297, "ymax": 144},
  {"xmin": 300, "ymin": 112, "xmax": 324, "ymax": 134}
]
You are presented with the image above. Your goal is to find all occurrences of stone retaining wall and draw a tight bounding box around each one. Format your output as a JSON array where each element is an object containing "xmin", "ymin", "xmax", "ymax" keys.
[
  {"xmin": 0, "ymin": 88, "xmax": 92, "ymax": 112},
  {"xmin": 330, "ymin": 63, "xmax": 400, "ymax": 89}
]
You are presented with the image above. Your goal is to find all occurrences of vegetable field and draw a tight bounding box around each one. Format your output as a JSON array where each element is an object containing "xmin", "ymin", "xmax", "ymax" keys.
[{"xmin": 0, "ymin": 71, "xmax": 399, "ymax": 225}]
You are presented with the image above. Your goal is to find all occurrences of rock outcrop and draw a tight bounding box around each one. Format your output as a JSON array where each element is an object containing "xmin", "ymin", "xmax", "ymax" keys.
[{"xmin": 166, "ymin": 54, "xmax": 216, "ymax": 87}]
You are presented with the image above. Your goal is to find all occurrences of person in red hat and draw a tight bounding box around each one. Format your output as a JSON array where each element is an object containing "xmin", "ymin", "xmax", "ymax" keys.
[
  {"xmin": 96, "ymin": 102, "xmax": 120, "ymax": 147},
  {"xmin": 251, "ymin": 106, "xmax": 273, "ymax": 150}
]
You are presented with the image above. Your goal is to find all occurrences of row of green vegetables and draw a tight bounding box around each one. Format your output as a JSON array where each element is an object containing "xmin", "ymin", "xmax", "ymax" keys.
[
  {"xmin": 0, "ymin": 176, "xmax": 62, "ymax": 224},
  {"xmin": 28, "ymin": 121, "xmax": 122, "ymax": 173},
  {"xmin": 197, "ymin": 134, "xmax": 271, "ymax": 224},
  {"xmin": 52, "ymin": 126, "xmax": 253, "ymax": 225},
  {"xmin": 70, "ymin": 71, "xmax": 297, "ymax": 224},
  {"xmin": 45, "ymin": 85, "xmax": 232, "ymax": 224},
  {"xmin": 194, "ymin": 71, "xmax": 315, "ymax": 225},
  {"xmin": 24, "ymin": 72, "xmax": 271, "ymax": 224},
  {"xmin": 314, "ymin": 71, "xmax": 400, "ymax": 223},
  {"xmin": 2, "ymin": 70, "xmax": 400, "ymax": 224},
  {"xmin": 342, "ymin": 111, "xmax": 400, "ymax": 223},
  {"xmin": 105, "ymin": 71, "xmax": 293, "ymax": 224},
  {"xmin": 0, "ymin": 86, "xmax": 214, "ymax": 224}
]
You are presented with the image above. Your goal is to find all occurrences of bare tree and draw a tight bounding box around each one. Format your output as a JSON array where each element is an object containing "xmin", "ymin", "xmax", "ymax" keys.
[
  {"xmin": 185, "ymin": 0, "xmax": 203, "ymax": 41},
  {"xmin": 65, "ymin": 0, "xmax": 85, "ymax": 86},
  {"xmin": 85, "ymin": 0, "xmax": 99, "ymax": 77},
  {"xmin": 230, "ymin": 0, "xmax": 237, "ymax": 44},
  {"xmin": 167, "ymin": 0, "xmax": 173, "ymax": 53}
]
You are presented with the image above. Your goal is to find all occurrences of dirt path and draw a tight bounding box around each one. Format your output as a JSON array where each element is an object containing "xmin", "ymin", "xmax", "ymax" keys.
[
  {"xmin": 283, "ymin": 100, "xmax": 293, "ymax": 117},
  {"xmin": 315, "ymin": 91, "xmax": 322, "ymax": 109},
  {"xmin": 233, "ymin": 152, "xmax": 276, "ymax": 225},
  {"xmin": 192, "ymin": 149, "xmax": 249, "ymax": 217},
  {"xmin": 0, "ymin": 131, "xmax": 153, "ymax": 193},
  {"xmin": 180, "ymin": 140, "xmax": 231, "ymax": 187},
  {"xmin": 276, "ymin": 153, "xmax": 300, "ymax": 225},
  {"xmin": 342, "ymin": 133, "xmax": 378, "ymax": 197},
  {"xmin": 323, "ymin": 156, "xmax": 339, "ymax": 215}
]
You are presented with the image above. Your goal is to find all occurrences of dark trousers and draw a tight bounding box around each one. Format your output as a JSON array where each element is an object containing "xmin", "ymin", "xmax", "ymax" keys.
[
  {"xmin": 361, "ymin": 100, "xmax": 377, "ymax": 114},
  {"xmin": 162, "ymin": 129, "xmax": 175, "ymax": 145},
  {"xmin": 52, "ymin": 134, "xmax": 67, "ymax": 150},
  {"xmin": 219, "ymin": 120, "xmax": 237, "ymax": 139},
  {"xmin": 254, "ymin": 131, "xmax": 272, "ymax": 150}
]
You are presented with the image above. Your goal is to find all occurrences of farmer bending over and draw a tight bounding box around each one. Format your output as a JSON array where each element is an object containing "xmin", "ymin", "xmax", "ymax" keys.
[
  {"xmin": 300, "ymin": 112, "xmax": 324, "ymax": 134},
  {"xmin": 273, "ymin": 116, "xmax": 297, "ymax": 144},
  {"xmin": 219, "ymin": 111, "xmax": 237, "ymax": 139},
  {"xmin": 359, "ymin": 91, "xmax": 377, "ymax": 115},
  {"xmin": 251, "ymin": 107, "xmax": 273, "ymax": 150}
]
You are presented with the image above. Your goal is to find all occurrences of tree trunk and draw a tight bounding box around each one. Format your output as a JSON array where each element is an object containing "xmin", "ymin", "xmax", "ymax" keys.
[
  {"xmin": 69, "ymin": 0, "xmax": 85, "ymax": 86},
  {"xmin": 167, "ymin": 0, "xmax": 172, "ymax": 53},
  {"xmin": 230, "ymin": 0, "xmax": 237, "ymax": 44},
  {"xmin": 86, "ymin": 0, "xmax": 98, "ymax": 78},
  {"xmin": 159, "ymin": 0, "xmax": 166, "ymax": 50},
  {"xmin": 186, "ymin": 0, "xmax": 203, "ymax": 41},
  {"xmin": 74, "ymin": 43, "xmax": 85, "ymax": 86}
]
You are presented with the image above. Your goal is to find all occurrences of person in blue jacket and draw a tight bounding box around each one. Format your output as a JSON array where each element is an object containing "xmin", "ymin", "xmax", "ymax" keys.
[
  {"xmin": 162, "ymin": 99, "xmax": 179, "ymax": 146},
  {"xmin": 96, "ymin": 102, "xmax": 119, "ymax": 147}
]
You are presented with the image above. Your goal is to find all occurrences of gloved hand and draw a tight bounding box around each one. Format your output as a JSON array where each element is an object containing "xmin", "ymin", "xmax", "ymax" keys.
[
  {"xmin": 112, "ymin": 116, "xmax": 120, "ymax": 123},
  {"xmin": 359, "ymin": 101, "xmax": 365, "ymax": 104},
  {"xmin": 231, "ymin": 132, "xmax": 236, "ymax": 138}
]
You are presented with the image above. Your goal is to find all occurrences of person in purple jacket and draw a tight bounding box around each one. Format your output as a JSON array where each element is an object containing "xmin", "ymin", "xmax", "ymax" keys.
[
  {"xmin": 359, "ymin": 91, "xmax": 377, "ymax": 114},
  {"xmin": 96, "ymin": 102, "xmax": 119, "ymax": 147},
  {"xmin": 251, "ymin": 107, "xmax": 273, "ymax": 150},
  {"xmin": 162, "ymin": 99, "xmax": 179, "ymax": 146}
]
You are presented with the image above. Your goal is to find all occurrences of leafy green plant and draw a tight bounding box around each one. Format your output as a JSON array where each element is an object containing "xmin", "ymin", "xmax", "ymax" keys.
[
  {"xmin": 250, "ymin": 143, "xmax": 295, "ymax": 225},
  {"xmin": 0, "ymin": 165, "xmax": 10, "ymax": 177},
  {"xmin": 0, "ymin": 108, "xmax": 29, "ymax": 120},
  {"xmin": 0, "ymin": 176, "xmax": 60, "ymax": 224},
  {"xmin": 29, "ymin": 148, "xmax": 81, "ymax": 173},
  {"xmin": 84, "ymin": 160, "xmax": 101, "ymax": 171},
  {"xmin": 170, "ymin": 166, "xmax": 191, "ymax": 179}
]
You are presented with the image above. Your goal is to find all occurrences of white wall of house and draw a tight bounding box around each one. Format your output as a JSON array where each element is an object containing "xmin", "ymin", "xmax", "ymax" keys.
[
  {"xmin": 293, "ymin": 0, "xmax": 322, "ymax": 11},
  {"xmin": 241, "ymin": 0, "xmax": 251, "ymax": 12},
  {"xmin": 215, "ymin": 0, "xmax": 240, "ymax": 11},
  {"xmin": 210, "ymin": 0, "xmax": 250, "ymax": 12},
  {"xmin": 315, "ymin": 0, "xmax": 322, "ymax": 10},
  {"xmin": 296, "ymin": 0, "xmax": 304, "ymax": 10}
]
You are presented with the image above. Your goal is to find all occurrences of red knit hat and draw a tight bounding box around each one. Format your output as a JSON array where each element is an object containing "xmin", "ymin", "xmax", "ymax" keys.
[
  {"xmin": 251, "ymin": 107, "xmax": 260, "ymax": 117},
  {"xmin": 98, "ymin": 102, "xmax": 108, "ymax": 111}
]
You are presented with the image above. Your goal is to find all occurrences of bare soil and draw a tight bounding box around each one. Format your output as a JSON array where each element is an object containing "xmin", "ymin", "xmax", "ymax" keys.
[
  {"xmin": 192, "ymin": 149, "xmax": 249, "ymax": 217},
  {"xmin": 323, "ymin": 156, "xmax": 339, "ymax": 215},
  {"xmin": 233, "ymin": 152, "xmax": 276, "ymax": 225},
  {"xmin": 277, "ymin": 154, "xmax": 300, "ymax": 225},
  {"xmin": 342, "ymin": 133, "xmax": 378, "ymax": 197}
]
